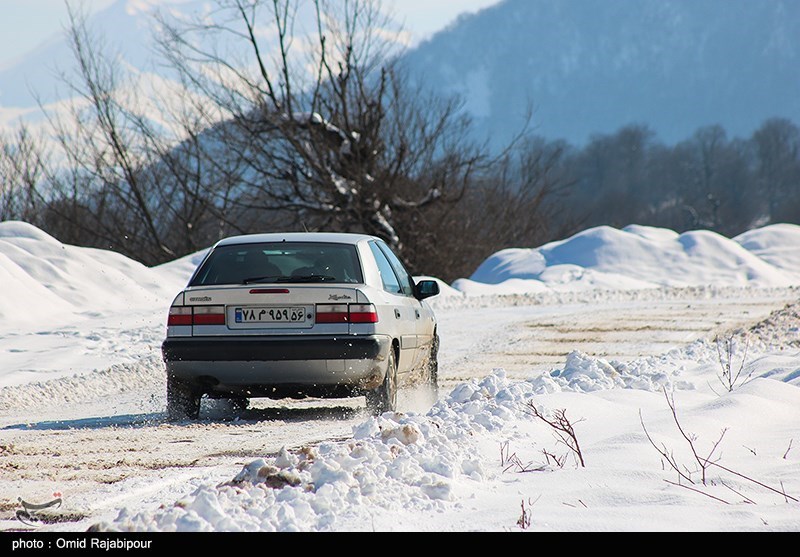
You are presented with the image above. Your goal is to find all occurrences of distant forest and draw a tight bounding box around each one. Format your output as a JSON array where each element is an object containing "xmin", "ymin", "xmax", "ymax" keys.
[
  {"xmin": 1, "ymin": 2, "xmax": 798, "ymax": 283},
  {"xmin": 524, "ymin": 116, "xmax": 800, "ymax": 240},
  {"xmin": 425, "ymin": 116, "xmax": 800, "ymax": 281},
  {"xmin": 5, "ymin": 114, "xmax": 797, "ymax": 283}
]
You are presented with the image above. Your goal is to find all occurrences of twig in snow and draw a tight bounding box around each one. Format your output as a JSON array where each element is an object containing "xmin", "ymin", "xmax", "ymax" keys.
[
  {"xmin": 542, "ymin": 448, "xmax": 567, "ymax": 469},
  {"xmin": 500, "ymin": 441, "xmax": 545, "ymax": 473},
  {"xmin": 525, "ymin": 402, "xmax": 586, "ymax": 467},
  {"xmin": 663, "ymin": 388, "xmax": 727, "ymax": 485},
  {"xmin": 705, "ymin": 461, "xmax": 798, "ymax": 502},
  {"xmin": 517, "ymin": 497, "xmax": 539, "ymax": 530},
  {"xmin": 720, "ymin": 480, "xmax": 756, "ymax": 505},
  {"xmin": 664, "ymin": 479, "xmax": 730, "ymax": 505},
  {"xmin": 500, "ymin": 441, "xmax": 510, "ymax": 467},
  {"xmin": 712, "ymin": 334, "xmax": 752, "ymax": 394},
  {"xmin": 784, "ymin": 439, "xmax": 793, "ymax": 460},
  {"xmin": 640, "ymin": 408, "xmax": 694, "ymax": 485}
]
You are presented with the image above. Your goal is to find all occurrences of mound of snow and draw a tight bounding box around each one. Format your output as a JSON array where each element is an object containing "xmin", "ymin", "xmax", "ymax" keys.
[
  {"xmin": 0, "ymin": 221, "xmax": 188, "ymax": 326},
  {"xmin": 735, "ymin": 224, "xmax": 800, "ymax": 276},
  {"xmin": 413, "ymin": 276, "xmax": 464, "ymax": 299},
  {"xmin": 95, "ymin": 373, "xmax": 522, "ymax": 532},
  {"xmin": 0, "ymin": 222, "xmax": 459, "ymax": 328},
  {"xmin": 461, "ymin": 224, "xmax": 800, "ymax": 294},
  {"xmin": 154, "ymin": 249, "xmax": 208, "ymax": 286}
]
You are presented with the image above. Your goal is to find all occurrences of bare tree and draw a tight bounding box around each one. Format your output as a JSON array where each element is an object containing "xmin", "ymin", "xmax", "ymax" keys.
[
  {"xmin": 36, "ymin": 5, "xmax": 251, "ymax": 263},
  {"xmin": 17, "ymin": 0, "xmax": 571, "ymax": 278},
  {"xmin": 0, "ymin": 125, "xmax": 45, "ymax": 222},
  {"xmin": 414, "ymin": 137, "xmax": 577, "ymax": 281},
  {"xmin": 752, "ymin": 118, "xmax": 800, "ymax": 223},
  {"xmin": 153, "ymin": 0, "xmax": 486, "ymax": 268}
]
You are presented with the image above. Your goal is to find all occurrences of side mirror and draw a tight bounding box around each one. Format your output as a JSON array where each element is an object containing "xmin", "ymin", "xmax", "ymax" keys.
[{"xmin": 414, "ymin": 280, "xmax": 440, "ymax": 301}]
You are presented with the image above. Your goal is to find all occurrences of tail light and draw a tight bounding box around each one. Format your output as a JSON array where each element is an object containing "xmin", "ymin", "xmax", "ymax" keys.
[
  {"xmin": 167, "ymin": 306, "xmax": 192, "ymax": 326},
  {"xmin": 167, "ymin": 306, "xmax": 225, "ymax": 326},
  {"xmin": 348, "ymin": 304, "xmax": 379, "ymax": 323},
  {"xmin": 315, "ymin": 304, "xmax": 349, "ymax": 323},
  {"xmin": 314, "ymin": 304, "xmax": 379, "ymax": 324},
  {"xmin": 193, "ymin": 306, "xmax": 226, "ymax": 325}
]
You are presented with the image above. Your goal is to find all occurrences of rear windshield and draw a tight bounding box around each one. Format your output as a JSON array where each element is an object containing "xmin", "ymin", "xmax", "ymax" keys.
[{"xmin": 190, "ymin": 242, "xmax": 364, "ymax": 286}]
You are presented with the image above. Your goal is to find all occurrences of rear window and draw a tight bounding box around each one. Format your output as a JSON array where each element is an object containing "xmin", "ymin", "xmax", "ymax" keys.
[{"xmin": 190, "ymin": 242, "xmax": 363, "ymax": 286}]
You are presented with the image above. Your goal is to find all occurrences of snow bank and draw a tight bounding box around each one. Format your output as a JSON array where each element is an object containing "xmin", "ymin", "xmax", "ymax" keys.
[
  {"xmin": 0, "ymin": 222, "xmax": 462, "ymax": 328},
  {"xmin": 154, "ymin": 249, "xmax": 208, "ymax": 286},
  {"xmin": 0, "ymin": 221, "xmax": 186, "ymax": 326},
  {"xmin": 413, "ymin": 275, "xmax": 464, "ymax": 299},
  {"xmin": 460, "ymin": 224, "xmax": 800, "ymax": 294},
  {"xmin": 97, "ymin": 373, "xmax": 525, "ymax": 532},
  {"xmin": 735, "ymin": 224, "xmax": 800, "ymax": 276},
  {"xmin": 5, "ymin": 220, "xmax": 800, "ymax": 322},
  {"xmin": 93, "ymin": 315, "xmax": 800, "ymax": 532}
]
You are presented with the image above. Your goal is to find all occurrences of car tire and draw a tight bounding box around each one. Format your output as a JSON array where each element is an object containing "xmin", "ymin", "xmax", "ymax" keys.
[
  {"xmin": 426, "ymin": 334, "xmax": 440, "ymax": 399},
  {"xmin": 229, "ymin": 397, "xmax": 249, "ymax": 412},
  {"xmin": 366, "ymin": 349, "xmax": 397, "ymax": 415},
  {"xmin": 167, "ymin": 375, "xmax": 201, "ymax": 421}
]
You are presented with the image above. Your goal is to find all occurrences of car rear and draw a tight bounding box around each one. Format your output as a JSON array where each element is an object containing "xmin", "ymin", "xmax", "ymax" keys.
[{"xmin": 162, "ymin": 238, "xmax": 393, "ymax": 418}]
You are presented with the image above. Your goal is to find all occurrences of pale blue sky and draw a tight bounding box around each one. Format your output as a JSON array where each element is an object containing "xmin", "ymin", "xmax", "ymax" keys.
[{"xmin": 0, "ymin": 0, "xmax": 501, "ymax": 68}]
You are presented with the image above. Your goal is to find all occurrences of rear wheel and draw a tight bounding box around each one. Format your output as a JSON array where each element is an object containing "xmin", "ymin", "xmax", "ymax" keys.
[
  {"xmin": 167, "ymin": 376, "xmax": 201, "ymax": 421},
  {"xmin": 426, "ymin": 334, "xmax": 440, "ymax": 399},
  {"xmin": 366, "ymin": 350, "xmax": 397, "ymax": 415},
  {"xmin": 229, "ymin": 397, "xmax": 249, "ymax": 412},
  {"xmin": 206, "ymin": 396, "xmax": 249, "ymax": 417}
]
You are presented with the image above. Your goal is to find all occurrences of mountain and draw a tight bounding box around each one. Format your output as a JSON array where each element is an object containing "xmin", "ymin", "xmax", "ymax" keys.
[
  {"xmin": 400, "ymin": 0, "xmax": 800, "ymax": 146},
  {"xmin": 3, "ymin": 0, "xmax": 798, "ymax": 147},
  {"xmin": 0, "ymin": 0, "xmax": 177, "ymax": 107}
]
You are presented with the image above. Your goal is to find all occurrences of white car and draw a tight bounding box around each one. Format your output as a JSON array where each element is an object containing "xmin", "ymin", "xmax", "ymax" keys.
[{"xmin": 162, "ymin": 232, "xmax": 440, "ymax": 420}]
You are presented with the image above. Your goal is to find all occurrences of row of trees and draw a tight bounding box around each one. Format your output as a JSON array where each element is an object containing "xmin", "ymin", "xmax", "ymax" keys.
[
  {"xmin": 563, "ymin": 118, "xmax": 800, "ymax": 237},
  {"xmin": 1, "ymin": 0, "xmax": 799, "ymax": 282}
]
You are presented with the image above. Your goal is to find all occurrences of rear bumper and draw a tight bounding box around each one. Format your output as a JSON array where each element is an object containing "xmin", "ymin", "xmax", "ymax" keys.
[
  {"xmin": 162, "ymin": 335, "xmax": 389, "ymax": 362},
  {"xmin": 162, "ymin": 335, "xmax": 392, "ymax": 398}
]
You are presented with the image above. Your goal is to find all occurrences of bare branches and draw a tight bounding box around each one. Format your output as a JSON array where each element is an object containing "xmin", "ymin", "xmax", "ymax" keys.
[
  {"xmin": 639, "ymin": 408, "xmax": 695, "ymax": 485},
  {"xmin": 499, "ymin": 441, "xmax": 545, "ymax": 473},
  {"xmin": 663, "ymin": 480, "xmax": 730, "ymax": 505},
  {"xmin": 706, "ymin": 461, "xmax": 798, "ymax": 502},
  {"xmin": 713, "ymin": 334, "xmax": 753, "ymax": 394},
  {"xmin": 640, "ymin": 389, "xmax": 726, "ymax": 486},
  {"xmin": 720, "ymin": 480, "xmax": 756, "ymax": 505},
  {"xmin": 0, "ymin": 125, "xmax": 46, "ymax": 222},
  {"xmin": 664, "ymin": 388, "xmax": 727, "ymax": 485},
  {"xmin": 542, "ymin": 449, "xmax": 567, "ymax": 469},
  {"xmin": 524, "ymin": 402, "xmax": 585, "ymax": 468},
  {"xmin": 642, "ymin": 388, "xmax": 798, "ymax": 505},
  {"xmin": 516, "ymin": 497, "xmax": 539, "ymax": 530},
  {"xmin": 148, "ymin": 0, "xmax": 490, "ymax": 270},
  {"xmin": 13, "ymin": 0, "xmax": 567, "ymax": 280}
]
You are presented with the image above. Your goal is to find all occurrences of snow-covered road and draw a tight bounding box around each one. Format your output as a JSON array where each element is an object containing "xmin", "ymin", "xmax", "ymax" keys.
[{"xmin": 1, "ymin": 287, "xmax": 797, "ymax": 531}]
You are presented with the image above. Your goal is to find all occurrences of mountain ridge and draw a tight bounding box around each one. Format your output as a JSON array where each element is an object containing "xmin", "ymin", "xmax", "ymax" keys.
[{"xmin": 401, "ymin": 0, "xmax": 800, "ymax": 145}]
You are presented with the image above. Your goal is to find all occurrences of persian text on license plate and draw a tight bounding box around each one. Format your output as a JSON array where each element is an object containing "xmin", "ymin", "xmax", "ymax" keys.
[{"xmin": 234, "ymin": 307, "xmax": 306, "ymax": 323}]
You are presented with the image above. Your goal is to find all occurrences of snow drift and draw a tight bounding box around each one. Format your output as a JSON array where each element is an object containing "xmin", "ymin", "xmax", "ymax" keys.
[
  {"xmin": 0, "ymin": 221, "xmax": 189, "ymax": 325},
  {"xmin": 456, "ymin": 224, "xmax": 800, "ymax": 295},
  {"xmin": 3, "ymin": 221, "xmax": 800, "ymax": 327}
]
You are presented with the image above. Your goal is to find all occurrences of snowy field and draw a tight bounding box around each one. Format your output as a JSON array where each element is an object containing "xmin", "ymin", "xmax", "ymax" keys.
[{"xmin": 0, "ymin": 222, "xmax": 799, "ymax": 531}]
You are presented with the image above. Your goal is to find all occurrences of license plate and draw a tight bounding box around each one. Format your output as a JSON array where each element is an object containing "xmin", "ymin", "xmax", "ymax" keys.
[{"xmin": 234, "ymin": 306, "xmax": 307, "ymax": 324}]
